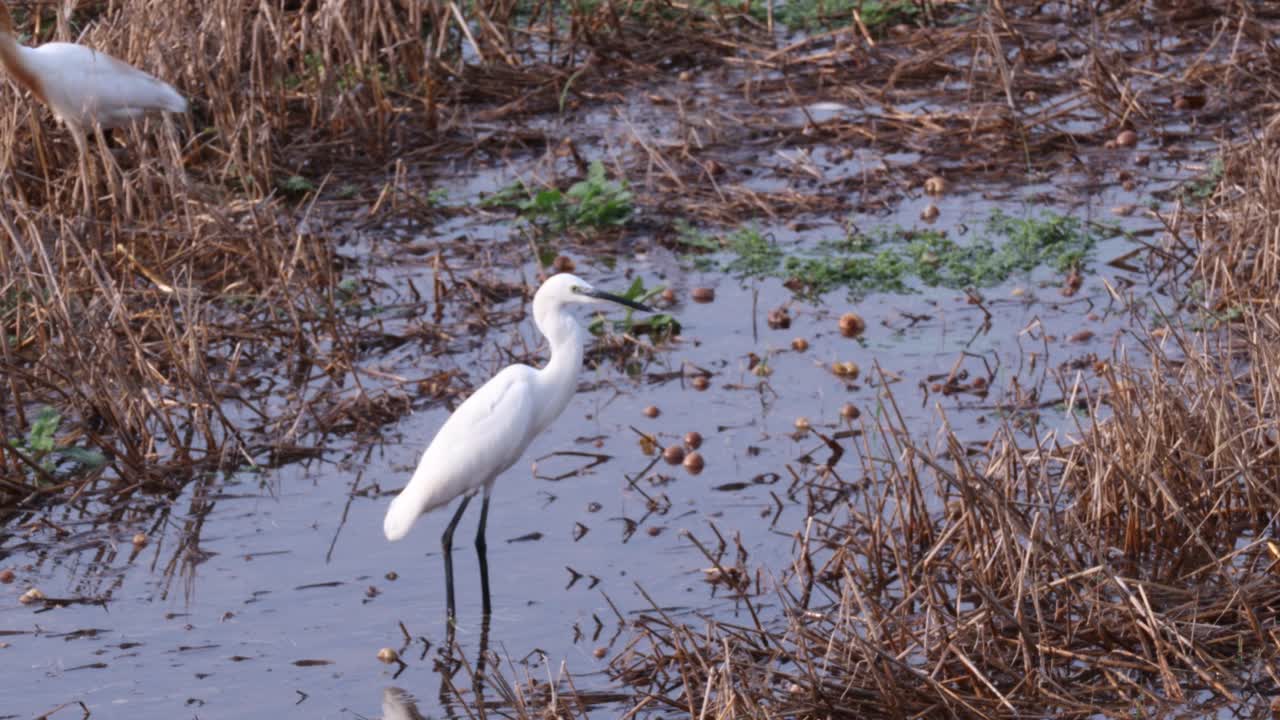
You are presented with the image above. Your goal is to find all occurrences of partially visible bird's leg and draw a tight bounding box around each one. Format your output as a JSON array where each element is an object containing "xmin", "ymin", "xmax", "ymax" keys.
[
  {"xmin": 441, "ymin": 494, "xmax": 473, "ymax": 622},
  {"xmin": 473, "ymin": 611, "xmax": 493, "ymax": 701},
  {"xmin": 70, "ymin": 126, "xmax": 92, "ymax": 214},
  {"xmin": 92, "ymin": 124, "xmax": 124, "ymax": 214},
  {"xmin": 475, "ymin": 486, "xmax": 492, "ymax": 617}
]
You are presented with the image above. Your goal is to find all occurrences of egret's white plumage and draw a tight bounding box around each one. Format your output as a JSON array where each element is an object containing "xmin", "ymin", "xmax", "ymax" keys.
[
  {"xmin": 0, "ymin": 4, "xmax": 187, "ymax": 128},
  {"xmin": 8, "ymin": 41, "xmax": 187, "ymax": 127},
  {"xmin": 0, "ymin": 3, "xmax": 187, "ymax": 207},
  {"xmin": 382, "ymin": 273, "xmax": 653, "ymax": 616},
  {"xmin": 384, "ymin": 273, "xmax": 649, "ymax": 541},
  {"xmin": 383, "ymin": 363, "xmax": 539, "ymax": 542}
]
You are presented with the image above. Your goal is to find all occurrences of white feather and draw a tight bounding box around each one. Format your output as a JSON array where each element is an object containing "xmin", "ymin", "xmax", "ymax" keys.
[
  {"xmin": 0, "ymin": 6, "xmax": 187, "ymax": 131},
  {"xmin": 383, "ymin": 365, "xmax": 539, "ymax": 542},
  {"xmin": 19, "ymin": 42, "xmax": 186, "ymax": 129},
  {"xmin": 379, "ymin": 270, "xmax": 654, "ymax": 601}
]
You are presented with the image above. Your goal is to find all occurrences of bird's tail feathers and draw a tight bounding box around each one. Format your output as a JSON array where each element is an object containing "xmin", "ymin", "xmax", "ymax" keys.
[
  {"xmin": 157, "ymin": 84, "xmax": 188, "ymax": 114},
  {"xmin": 382, "ymin": 477, "xmax": 456, "ymax": 541},
  {"xmin": 383, "ymin": 491, "xmax": 421, "ymax": 542}
]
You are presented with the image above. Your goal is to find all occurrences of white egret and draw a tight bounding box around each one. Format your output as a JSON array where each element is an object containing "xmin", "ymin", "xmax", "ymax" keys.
[
  {"xmin": 0, "ymin": 3, "xmax": 188, "ymax": 209},
  {"xmin": 383, "ymin": 273, "xmax": 654, "ymax": 617}
]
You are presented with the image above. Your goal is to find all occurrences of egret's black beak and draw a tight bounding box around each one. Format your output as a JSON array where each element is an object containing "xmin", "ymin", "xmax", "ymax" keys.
[{"xmin": 586, "ymin": 288, "xmax": 654, "ymax": 313}]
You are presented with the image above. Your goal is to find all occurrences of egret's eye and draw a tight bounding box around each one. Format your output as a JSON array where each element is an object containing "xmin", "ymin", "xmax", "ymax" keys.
[{"xmin": 570, "ymin": 285, "xmax": 585, "ymax": 295}]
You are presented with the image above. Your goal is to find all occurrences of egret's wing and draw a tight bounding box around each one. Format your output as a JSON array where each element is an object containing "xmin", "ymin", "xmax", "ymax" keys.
[{"xmin": 383, "ymin": 366, "xmax": 538, "ymax": 541}]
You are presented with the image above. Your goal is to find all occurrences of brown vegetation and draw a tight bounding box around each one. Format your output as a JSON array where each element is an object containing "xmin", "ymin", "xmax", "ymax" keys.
[{"xmin": 591, "ymin": 118, "xmax": 1280, "ymax": 720}]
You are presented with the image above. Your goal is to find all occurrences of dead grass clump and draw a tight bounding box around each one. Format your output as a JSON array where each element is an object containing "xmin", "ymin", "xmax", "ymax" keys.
[
  {"xmin": 1194, "ymin": 137, "xmax": 1280, "ymax": 306},
  {"xmin": 606, "ymin": 385, "xmax": 1280, "ymax": 716},
  {"xmin": 0, "ymin": 200, "xmax": 346, "ymax": 501},
  {"xmin": 1063, "ymin": 342, "xmax": 1280, "ymax": 581}
]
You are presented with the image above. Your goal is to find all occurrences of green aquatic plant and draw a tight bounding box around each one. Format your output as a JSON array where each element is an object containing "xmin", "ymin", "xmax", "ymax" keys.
[
  {"xmin": 724, "ymin": 227, "xmax": 785, "ymax": 277},
  {"xmin": 697, "ymin": 209, "xmax": 1107, "ymax": 299},
  {"xmin": 485, "ymin": 161, "xmax": 633, "ymax": 235},
  {"xmin": 901, "ymin": 211, "xmax": 1094, "ymax": 288},
  {"xmin": 563, "ymin": 161, "xmax": 633, "ymax": 227},
  {"xmin": 769, "ymin": 0, "xmax": 920, "ymax": 31},
  {"xmin": 1179, "ymin": 156, "xmax": 1224, "ymax": 203},
  {"xmin": 278, "ymin": 174, "xmax": 316, "ymax": 197},
  {"xmin": 586, "ymin": 276, "xmax": 680, "ymax": 342},
  {"xmin": 782, "ymin": 249, "xmax": 911, "ymax": 296},
  {"xmin": 7, "ymin": 407, "xmax": 106, "ymax": 483}
]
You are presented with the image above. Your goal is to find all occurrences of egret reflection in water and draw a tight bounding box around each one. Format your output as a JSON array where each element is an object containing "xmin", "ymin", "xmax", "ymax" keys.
[{"xmin": 382, "ymin": 687, "xmax": 426, "ymax": 720}]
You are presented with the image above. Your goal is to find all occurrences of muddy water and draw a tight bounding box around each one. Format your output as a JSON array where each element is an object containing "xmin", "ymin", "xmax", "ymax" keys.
[{"xmin": 1, "ymin": 132, "xmax": 1199, "ymax": 718}]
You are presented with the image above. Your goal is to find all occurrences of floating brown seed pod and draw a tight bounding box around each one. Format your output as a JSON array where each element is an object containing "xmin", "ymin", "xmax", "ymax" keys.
[
  {"xmin": 377, "ymin": 647, "xmax": 400, "ymax": 664},
  {"xmin": 838, "ymin": 312, "xmax": 866, "ymax": 337},
  {"xmin": 1062, "ymin": 271, "xmax": 1083, "ymax": 297},
  {"xmin": 840, "ymin": 403, "xmax": 860, "ymax": 420},
  {"xmin": 791, "ymin": 337, "xmax": 808, "ymax": 352},
  {"xmin": 794, "ymin": 417, "xmax": 811, "ymax": 433},
  {"xmin": 684, "ymin": 431, "xmax": 702, "ymax": 450},
  {"xmin": 663, "ymin": 444, "xmax": 686, "ymax": 465},
  {"xmin": 831, "ymin": 361, "xmax": 860, "ymax": 379},
  {"xmin": 132, "ymin": 532, "xmax": 148, "ymax": 547},
  {"xmin": 1173, "ymin": 94, "xmax": 1205, "ymax": 110},
  {"xmin": 924, "ymin": 176, "xmax": 947, "ymax": 195},
  {"xmin": 767, "ymin": 307, "xmax": 791, "ymax": 329},
  {"xmin": 0, "ymin": 569, "xmax": 14, "ymax": 584},
  {"xmin": 683, "ymin": 451, "xmax": 705, "ymax": 475},
  {"xmin": 643, "ymin": 405, "xmax": 660, "ymax": 418},
  {"xmin": 1115, "ymin": 129, "xmax": 1138, "ymax": 147},
  {"xmin": 920, "ymin": 203, "xmax": 940, "ymax": 221},
  {"xmin": 691, "ymin": 287, "xmax": 715, "ymax": 303},
  {"xmin": 691, "ymin": 376, "xmax": 709, "ymax": 391},
  {"xmin": 19, "ymin": 587, "xmax": 45, "ymax": 605},
  {"xmin": 638, "ymin": 434, "xmax": 657, "ymax": 455}
]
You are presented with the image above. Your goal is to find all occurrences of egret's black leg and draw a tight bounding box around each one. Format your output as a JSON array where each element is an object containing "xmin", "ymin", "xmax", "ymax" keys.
[
  {"xmin": 474, "ymin": 490, "xmax": 492, "ymax": 617},
  {"xmin": 474, "ymin": 611, "xmax": 493, "ymax": 705},
  {"xmin": 442, "ymin": 494, "xmax": 473, "ymax": 622}
]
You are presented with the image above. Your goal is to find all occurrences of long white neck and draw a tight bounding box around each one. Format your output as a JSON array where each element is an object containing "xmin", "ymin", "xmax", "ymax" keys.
[{"xmin": 532, "ymin": 300, "xmax": 586, "ymax": 431}]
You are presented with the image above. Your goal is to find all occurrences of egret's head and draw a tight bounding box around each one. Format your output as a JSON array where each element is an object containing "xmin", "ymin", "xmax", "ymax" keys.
[{"xmin": 536, "ymin": 273, "xmax": 654, "ymax": 312}]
